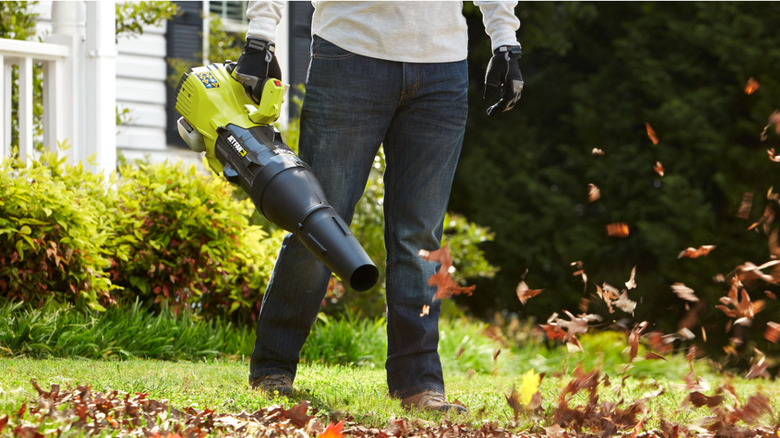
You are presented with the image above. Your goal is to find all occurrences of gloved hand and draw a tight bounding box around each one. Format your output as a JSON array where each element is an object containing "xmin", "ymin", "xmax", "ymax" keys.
[
  {"xmin": 232, "ymin": 38, "xmax": 282, "ymax": 103},
  {"xmin": 483, "ymin": 45, "xmax": 524, "ymax": 116}
]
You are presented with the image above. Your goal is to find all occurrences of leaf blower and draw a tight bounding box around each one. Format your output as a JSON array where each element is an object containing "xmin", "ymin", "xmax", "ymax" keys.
[{"xmin": 174, "ymin": 62, "xmax": 379, "ymax": 291}]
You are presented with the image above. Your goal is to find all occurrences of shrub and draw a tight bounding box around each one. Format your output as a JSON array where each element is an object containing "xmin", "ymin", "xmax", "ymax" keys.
[
  {"xmin": 107, "ymin": 159, "xmax": 284, "ymax": 323},
  {"xmin": 0, "ymin": 149, "xmax": 283, "ymax": 324},
  {"xmin": 0, "ymin": 149, "xmax": 116, "ymax": 311}
]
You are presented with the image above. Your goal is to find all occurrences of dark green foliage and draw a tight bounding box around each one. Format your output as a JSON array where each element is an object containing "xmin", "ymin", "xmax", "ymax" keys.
[{"xmin": 454, "ymin": 2, "xmax": 780, "ymax": 361}]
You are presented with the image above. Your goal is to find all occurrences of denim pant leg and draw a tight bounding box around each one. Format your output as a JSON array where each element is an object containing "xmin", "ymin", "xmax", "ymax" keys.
[
  {"xmin": 383, "ymin": 62, "xmax": 469, "ymax": 398},
  {"xmin": 249, "ymin": 36, "xmax": 400, "ymax": 382}
]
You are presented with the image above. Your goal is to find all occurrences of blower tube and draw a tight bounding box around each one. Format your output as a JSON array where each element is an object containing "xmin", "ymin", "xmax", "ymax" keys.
[{"xmin": 214, "ymin": 123, "xmax": 379, "ymax": 292}]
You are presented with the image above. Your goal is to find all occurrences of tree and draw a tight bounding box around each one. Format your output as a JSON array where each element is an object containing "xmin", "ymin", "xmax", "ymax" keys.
[{"xmin": 454, "ymin": 2, "xmax": 780, "ymax": 359}]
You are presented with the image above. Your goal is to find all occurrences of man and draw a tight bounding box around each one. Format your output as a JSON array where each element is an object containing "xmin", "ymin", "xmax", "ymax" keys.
[{"xmin": 234, "ymin": 1, "xmax": 523, "ymax": 413}]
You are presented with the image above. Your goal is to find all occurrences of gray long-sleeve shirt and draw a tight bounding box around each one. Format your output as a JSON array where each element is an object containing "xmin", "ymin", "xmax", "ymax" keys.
[{"xmin": 246, "ymin": 1, "xmax": 520, "ymax": 63}]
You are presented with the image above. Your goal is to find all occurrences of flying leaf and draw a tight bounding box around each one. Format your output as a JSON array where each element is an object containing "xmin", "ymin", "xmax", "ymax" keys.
[
  {"xmin": 736, "ymin": 192, "xmax": 753, "ymax": 219},
  {"xmin": 516, "ymin": 280, "xmax": 543, "ymax": 305},
  {"xmin": 539, "ymin": 311, "xmax": 599, "ymax": 352},
  {"xmin": 645, "ymin": 122, "xmax": 660, "ymax": 145},
  {"xmin": 746, "ymin": 354, "xmax": 768, "ymax": 379},
  {"xmin": 625, "ymin": 265, "xmax": 637, "ymax": 290},
  {"xmin": 504, "ymin": 387, "xmax": 522, "ymax": 422},
  {"xmin": 653, "ymin": 161, "xmax": 664, "ymax": 177},
  {"xmin": 768, "ymin": 148, "xmax": 780, "ymax": 162},
  {"xmin": 318, "ymin": 420, "xmax": 344, "ymax": 438},
  {"xmin": 614, "ymin": 290, "xmax": 637, "ymax": 315},
  {"xmin": 716, "ymin": 280, "xmax": 765, "ymax": 327},
  {"xmin": 591, "ymin": 147, "xmax": 605, "ymax": 156},
  {"xmin": 734, "ymin": 260, "xmax": 780, "ymax": 284},
  {"xmin": 419, "ymin": 244, "xmax": 476, "ymax": 301},
  {"xmin": 627, "ymin": 321, "xmax": 648, "ymax": 363},
  {"xmin": 671, "ymin": 282, "xmax": 699, "ymax": 302},
  {"xmin": 606, "ymin": 222, "xmax": 629, "ymax": 237},
  {"xmin": 761, "ymin": 110, "xmax": 780, "ymax": 141},
  {"xmin": 677, "ymin": 245, "xmax": 716, "ymax": 259},
  {"xmin": 744, "ymin": 77, "xmax": 760, "ymax": 95},
  {"xmin": 419, "ymin": 305, "xmax": 430, "ymax": 317},
  {"xmin": 587, "ymin": 183, "xmax": 600, "ymax": 202},
  {"xmin": 765, "ymin": 322, "xmax": 780, "ymax": 343}
]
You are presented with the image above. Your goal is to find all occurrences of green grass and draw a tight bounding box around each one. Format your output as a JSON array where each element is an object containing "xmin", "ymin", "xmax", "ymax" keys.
[{"xmin": 2, "ymin": 350, "xmax": 778, "ymax": 435}]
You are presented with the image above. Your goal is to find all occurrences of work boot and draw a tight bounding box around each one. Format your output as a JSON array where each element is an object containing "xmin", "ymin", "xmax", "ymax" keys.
[
  {"xmin": 249, "ymin": 374, "xmax": 293, "ymax": 397},
  {"xmin": 401, "ymin": 389, "xmax": 467, "ymax": 414}
]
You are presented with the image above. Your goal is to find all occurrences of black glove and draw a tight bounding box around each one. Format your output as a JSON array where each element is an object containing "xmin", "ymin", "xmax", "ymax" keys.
[
  {"xmin": 232, "ymin": 38, "xmax": 282, "ymax": 103},
  {"xmin": 483, "ymin": 45, "xmax": 523, "ymax": 116}
]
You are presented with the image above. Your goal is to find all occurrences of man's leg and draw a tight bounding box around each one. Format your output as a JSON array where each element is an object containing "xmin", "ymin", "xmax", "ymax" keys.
[{"xmin": 381, "ymin": 60, "xmax": 469, "ymax": 403}]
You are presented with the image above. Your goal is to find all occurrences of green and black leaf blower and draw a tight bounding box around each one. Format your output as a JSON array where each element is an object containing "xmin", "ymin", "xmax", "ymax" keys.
[{"xmin": 174, "ymin": 62, "xmax": 379, "ymax": 291}]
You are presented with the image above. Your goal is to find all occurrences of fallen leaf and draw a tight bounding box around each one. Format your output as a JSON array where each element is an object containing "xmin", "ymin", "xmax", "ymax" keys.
[
  {"xmin": 318, "ymin": 420, "xmax": 344, "ymax": 438},
  {"xmin": 645, "ymin": 122, "xmax": 660, "ymax": 145},
  {"xmin": 606, "ymin": 222, "xmax": 629, "ymax": 237},
  {"xmin": 587, "ymin": 183, "xmax": 600, "ymax": 202},
  {"xmin": 0, "ymin": 415, "xmax": 7, "ymax": 435},
  {"xmin": 516, "ymin": 280, "xmax": 543, "ymax": 305},
  {"xmin": 671, "ymin": 282, "xmax": 699, "ymax": 302},
  {"xmin": 677, "ymin": 245, "xmax": 716, "ymax": 259},
  {"xmin": 745, "ymin": 77, "xmax": 760, "ymax": 95},
  {"xmin": 653, "ymin": 161, "xmax": 664, "ymax": 177},
  {"xmin": 504, "ymin": 386, "xmax": 522, "ymax": 422}
]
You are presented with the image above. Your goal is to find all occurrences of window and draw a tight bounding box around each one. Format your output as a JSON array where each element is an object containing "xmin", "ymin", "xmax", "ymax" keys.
[{"xmin": 209, "ymin": 1, "xmax": 248, "ymax": 33}]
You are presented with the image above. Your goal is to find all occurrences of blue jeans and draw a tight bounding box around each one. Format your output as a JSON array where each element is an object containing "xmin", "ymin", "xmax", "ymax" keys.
[{"xmin": 249, "ymin": 36, "xmax": 468, "ymax": 399}]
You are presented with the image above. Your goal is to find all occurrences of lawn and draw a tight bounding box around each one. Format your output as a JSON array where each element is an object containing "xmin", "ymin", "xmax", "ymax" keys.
[{"xmin": 2, "ymin": 337, "xmax": 779, "ymax": 437}]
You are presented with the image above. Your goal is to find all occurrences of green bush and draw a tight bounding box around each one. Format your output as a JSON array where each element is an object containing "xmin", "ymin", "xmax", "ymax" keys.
[
  {"xmin": 0, "ymin": 149, "xmax": 116, "ymax": 311},
  {"xmin": 108, "ymin": 159, "xmax": 284, "ymax": 323},
  {"xmin": 0, "ymin": 149, "xmax": 283, "ymax": 324}
]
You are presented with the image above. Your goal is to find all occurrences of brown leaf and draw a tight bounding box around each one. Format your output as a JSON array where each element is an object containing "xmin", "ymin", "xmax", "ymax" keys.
[
  {"xmin": 768, "ymin": 148, "xmax": 780, "ymax": 162},
  {"xmin": 419, "ymin": 305, "xmax": 430, "ymax": 317},
  {"xmin": 606, "ymin": 222, "xmax": 630, "ymax": 237},
  {"xmin": 0, "ymin": 415, "xmax": 7, "ymax": 435},
  {"xmin": 765, "ymin": 322, "xmax": 780, "ymax": 343},
  {"xmin": 419, "ymin": 244, "xmax": 476, "ymax": 301},
  {"xmin": 744, "ymin": 77, "xmax": 760, "ymax": 95},
  {"xmin": 671, "ymin": 282, "xmax": 699, "ymax": 302},
  {"xmin": 685, "ymin": 391, "xmax": 724, "ymax": 408},
  {"xmin": 677, "ymin": 245, "xmax": 716, "ymax": 259},
  {"xmin": 516, "ymin": 280, "xmax": 543, "ymax": 305},
  {"xmin": 736, "ymin": 192, "xmax": 753, "ymax": 219},
  {"xmin": 284, "ymin": 401, "xmax": 314, "ymax": 428},
  {"xmin": 653, "ymin": 161, "xmax": 664, "ymax": 177},
  {"xmin": 746, "ymin": 354, "xmax": 768, "ymax": 379},
  {"xmin": 587, "ymin": 183, "xmax": 600, "ymax": 202},
  {"xmin": 505, "ymin": 386, "xmax": 522, "ymax": 422},
  {"xmin": 627, "ymin": 321, "xmax": 648, "ymax": 363},
  {"xmin": 645, "ymin": 122, "xmax": 660, "ymax": 145},
  {"xmin": 591, "ymin": 147, "xmax": 605, "ymax": 156}
]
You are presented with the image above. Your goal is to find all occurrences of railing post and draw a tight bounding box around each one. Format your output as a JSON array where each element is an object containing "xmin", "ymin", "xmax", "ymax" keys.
[
  {"xmin": 17, "ymin": 56, "xmax": 34, "ymax": 160},
  {"xmin": 0, "ymin": 54, "xmax": 5, "ymax": 158},
  {"xmin": 85, "ymin": 0, "xmax": 117, "ymax": 174},
  {"xmin": 46, "ymin": 1, "xmax": 84, "ymax": 162}
]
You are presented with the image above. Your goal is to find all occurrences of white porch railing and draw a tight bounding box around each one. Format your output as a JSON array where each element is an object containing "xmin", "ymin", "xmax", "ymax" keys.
[
  {"xmin": 0, "ymin": 38, "xmax": 68, "ymax": 160},
  {"xmin": 0, "ymin": 1, "xmax": 116, "ymax": 174}
]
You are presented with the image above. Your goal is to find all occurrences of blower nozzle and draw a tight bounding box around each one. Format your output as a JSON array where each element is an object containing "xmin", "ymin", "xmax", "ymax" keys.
[{"xmin": 174, "ymin": 63, "xmax": 378, "ymax": 291}]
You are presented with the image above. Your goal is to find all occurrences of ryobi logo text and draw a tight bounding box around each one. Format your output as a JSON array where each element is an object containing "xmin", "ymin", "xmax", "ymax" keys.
[{"xmin": 226, "ymin": 135, "xmax": 247, "ymax": 157}]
